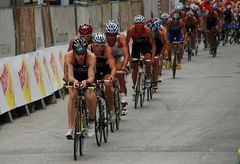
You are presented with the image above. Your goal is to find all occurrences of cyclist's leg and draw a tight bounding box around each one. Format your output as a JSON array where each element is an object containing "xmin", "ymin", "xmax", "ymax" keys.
[
  {"xmin": 167, "ymin": 32, "xmax": 173, "ymax": 69},
  {"xmin": 131, "ymin": 62, "xmax": 138, "ymax": 89},
  {"xmin": 144, "ymin": 53, "xmax": 151, "ymax": 80},
  {"xmin": 103, "ymin": 74, "xmax": 115, "ymax": 115},
  {"xmin": 115, "ymin": 59, "xmax": 127, "ymax": 96},
  {"xmin": 131, "ymin": 45, "xmax": 140, "ymax": 89},
  {"xmin": 66, "ymin": 88, "xmax": 77, "ymax": 138},
  {"xmin": 177, "ymin": 32, "xmax": 184, "ymax": 64},
  {"xmin": 86, "ymin": 88, "xmax": 97, "ymax": 123}
]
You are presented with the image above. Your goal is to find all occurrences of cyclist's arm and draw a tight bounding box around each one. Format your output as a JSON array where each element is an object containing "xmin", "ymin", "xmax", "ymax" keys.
[
  {"xmin": 146, "ymin": 27, "xmax": 156, "ymax": 59},
  {"xmin": 160, "ymin": 27, "xmax": 167, "ymax": 56},
  {"xmin": 105, "ymin": 45, "xmax": 116, "ymax": 78},
  {"xmin": 66, "ymin": 51, "xmax": 77, "ymax": 83},
  {"xmin": 119, "ymin": 36, "xmax": 130, "ymax": 69},
  {"xmin": 126, "ymin": 27, "xmax": 132, "ymax": 45},
  {"xmin": 86, "ymin": 50, "xmax": 96, "ymax": 85}
]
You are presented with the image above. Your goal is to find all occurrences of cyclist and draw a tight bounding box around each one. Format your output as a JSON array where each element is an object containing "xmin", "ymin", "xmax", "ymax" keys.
[
  {"xmin": 65, "ymin": 38, "xmax": 96, "ymax": 139},
  {"xmin": 127, "ymin": 15, "xmax": 156, "ymax": 99},
  {"xmin": 105, "ymin": 20, "xmax": 130, "ymax": 116},
  {"xmin": 63, "ymin": 23, "xmax": 93, "ymax": 82},
  {"xmin": 184, "ymin": 10, "xmax": 198, "ymax": 55},
  {"xmin": 222, "ymin": 4, "xmax": 234, "ymax": 42},
  {"xmin": 166, "ymin": 12, "xmax": 186, "ymax": 70},
  {"xmin": 160, "ymin": 12, "xmax": 170, "ymax": 26},
  {"xmin": 203, "ymin": 8, "xmax": 219, "ymax": 48},
  {"xmin": 68, "ymin": 23, "xmax": 93, "ymax": 51},
  {"xmin": 92, "ymin": 32, "xmax": 117, "ymax": 121},
  {"xmin": 147, "ymin": 19, "xmax": 167, "ymax": 89}
]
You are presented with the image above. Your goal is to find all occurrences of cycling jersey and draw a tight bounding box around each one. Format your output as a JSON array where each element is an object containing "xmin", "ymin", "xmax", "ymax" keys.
[
  {"xmin": 95, "ymin": 50, "xmax": 111, "ymax": 80},
  {"xmin": 206, "ymin": 13, "xmax": 218, "ymax": 30},
  {"xmin": 224, "ymin": 9, "xmax": 232, "ymax": 23},
  {"xmin": 110, "ymin": 35, "xmax": 124, "ymax": 62},
  {"xmin": 73, "ymin": 56, "xmax": 88, "ymax": 82},
  {"xmin": 185, "ymin": 18, "xmax": 196, "ymax": 32},
  {"xmin": 168, "ymin": 21, "xmax": 183, "ymax": 43},
  {"xmin": 131, "ymin": 32, "xmax": 151, "ymax": 59}
]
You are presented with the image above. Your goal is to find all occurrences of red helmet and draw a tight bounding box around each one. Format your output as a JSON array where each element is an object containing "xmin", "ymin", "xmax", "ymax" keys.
[{"xmin": 78, "ymin": 23, "xmax": 93, "ymax": 35}]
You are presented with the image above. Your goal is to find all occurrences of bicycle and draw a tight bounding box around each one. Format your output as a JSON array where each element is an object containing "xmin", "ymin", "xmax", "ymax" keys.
[
  {"xmin": 94, "ymin": 80, "xmax": 110, "ymax": 147},
  {"xmin": 209, "ymin": 30, "xmax": 218, "ymax": 57},
  {"xmin": 132, "ymin": 56, "xmax": 147, "ymax": 109},
  {"xmin": 111, "ymin": 78, "xmax": 122, "ymax": 131},
  {"xmin": 186, "ymin": 29, "xmax": 193, "ymax": 61},
  {"xmin": 63, "ymin": 82, "xmax": 94, "ymax": 160},
  {"xmin": 172, "ymin": 37, "xmax": 182, "ymax": 79}
]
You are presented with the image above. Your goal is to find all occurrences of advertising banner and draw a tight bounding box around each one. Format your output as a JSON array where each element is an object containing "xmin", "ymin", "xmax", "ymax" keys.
[{"xmin": 0, "ymin": 58, "xmax": 15, "ymax": 114}]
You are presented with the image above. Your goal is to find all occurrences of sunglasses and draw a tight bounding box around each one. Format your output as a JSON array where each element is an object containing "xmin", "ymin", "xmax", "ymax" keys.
[
  {"xmin": 94, "ymin": 44, "xmax": 105, "ymax": 48},
  {"xmin": 106, "ymin": 33, "xmax": 117, "ymax": 37},
  {"xmin": 81, "ymin": 34, "xmax": 92, "ymax": 38}
]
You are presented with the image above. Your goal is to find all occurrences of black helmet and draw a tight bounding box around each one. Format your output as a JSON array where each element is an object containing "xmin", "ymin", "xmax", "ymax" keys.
[{"xmin": 72, "ymin": 38, "xmax": 88, "ymax": 55}]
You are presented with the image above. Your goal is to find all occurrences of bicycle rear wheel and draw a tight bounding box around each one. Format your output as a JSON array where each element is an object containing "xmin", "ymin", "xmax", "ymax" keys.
[{"xmin": 74, "ymin": 111, "xmax": 80, "ymax": 160}]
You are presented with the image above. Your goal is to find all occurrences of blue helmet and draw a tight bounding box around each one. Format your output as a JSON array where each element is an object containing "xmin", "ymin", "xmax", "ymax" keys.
[{"xmin": 72, "ymin": 38, "xmax": 88, "ymax": 55}]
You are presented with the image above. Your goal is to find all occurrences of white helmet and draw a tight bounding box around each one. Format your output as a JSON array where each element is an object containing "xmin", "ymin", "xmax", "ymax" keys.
[
  {"xmin": 105, "ymin": 21, "xmax": 119, "ymax": 34},
  {"xmin": 190, "ymin": 4, "xmax": 199, "ymax": 11},
  {"xmin": 92, "ymin": 32, "xmax": 107, "ymax": 44},
  {"xmin": 133, "ymin": 15, "xmax": 146, "ymax": 24},
  {"xmin": 106, "ymin": 19, "xmax": 119, "ymax": 27},
  {"xmin": 160, "ymin": 13, "xmax": 170, "ymax": 20}
]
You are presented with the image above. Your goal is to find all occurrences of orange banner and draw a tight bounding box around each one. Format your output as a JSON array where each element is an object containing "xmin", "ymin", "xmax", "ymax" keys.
[
  {"xmin": 18, "ymin": 60, "xmax": 31, "ymax": 103},
  {"xmin": 0, "ymin": 64, "xmax": 15, "ymax": 109},
  {"xmin": 50, "ymin": 52, "xmax": 61, "ymax": 88},
  {"xmin": 33, "ymin": 56, "xmax": 46, "ymax": 97}
]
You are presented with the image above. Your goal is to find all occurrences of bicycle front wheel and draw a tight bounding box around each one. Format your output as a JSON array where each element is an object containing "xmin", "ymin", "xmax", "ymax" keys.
[
  {"xmin": 95, "ymin": 99, "xmax": 102, "ymax": 147},
  {"xmin": 135, "ymin": 73, "xmax": 141, "ymax": 109},
  {"xmin": 74, "ymin": 111, "xmax": 80, "ymax": 160}
]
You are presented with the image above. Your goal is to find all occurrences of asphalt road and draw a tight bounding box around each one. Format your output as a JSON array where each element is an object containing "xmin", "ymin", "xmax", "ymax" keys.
[{"xmin": 0, "ymin": 42, "xmax": 240, "ymax": 164}]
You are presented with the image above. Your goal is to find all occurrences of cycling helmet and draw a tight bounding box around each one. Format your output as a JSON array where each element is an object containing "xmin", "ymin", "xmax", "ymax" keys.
[
  {"xmin": 92, "ymin": 32, "xmax": 107, "ymax": 44},
  {"xmin": 106, "ymin": 19, "xmax": 119, "ymax": 27},
  {"xmin": 72, "ymin": 38, "xmax": 88, "ymax": 55},
  {"xmin": 226, "ymin": 4, "xmax": 232, "ymax": 10},
  {"xmin": 190, "ymin": 4, "xmax": 199, "ymax": 11},
  {"xmin": 133, "ymin": 15, "xmax": 146, "ymax": 24},
  {"xmin": 148, "ymin": 21, "xmax": 159, "ymax": 38},
  {"xmin": 213, "ymin": 4, "xmax": 219, "ymax": 10},
  {"xmin": 160, "ymin": 12, "xmax": 170, "ymax": 20},
  {"xmin": 78, "ymin": 23, "xmax": 93, "ymax": 35},
  {"xmin": 172, "ymin": 13, "xmax": 180, "ymax": 20},
  {"xmin": 105, "ymin": 21, "xmax": 119, "ymax": 34},
  {"xmin": 175, "ymin": 3, "xmax": 184, "ymax": 11},
  {"xmin": 184, "ymin": 5, "xmax": 191, "ymax": 11},
  {"xmin": 146, "ymin": 18, "xmax": 154, "ymax": 25}
]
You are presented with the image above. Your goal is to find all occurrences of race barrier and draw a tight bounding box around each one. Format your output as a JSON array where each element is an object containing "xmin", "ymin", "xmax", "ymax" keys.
[
  {"xmin": 0, "ymin": 0, "xmax": 143, "ymax": 121},
  {"xmin": 0, "ymin": 44, "xmax": 68, "ymax": 120}
]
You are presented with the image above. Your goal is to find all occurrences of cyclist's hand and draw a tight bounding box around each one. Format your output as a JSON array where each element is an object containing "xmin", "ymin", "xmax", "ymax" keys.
[
  {"xmin": 81, "ymin": 80, "xmax": 87, "ymax": 88},
  {"xmin": 121, "ymin": 66, "xmax": 129, "ymax": 74},
  {"xmin": 73, "ymin": 80, "xmax": 79, "ymax": 88},
  {"xmin": 128, "ymin": 57, "xmax": 132, "ymax": 62},
  {"xmin": 151, "ymin": 58, "xmax": 155, "ymax": 63},
  {"xmin": 109, "ymin": 75, "xmax": 116, "ymax": 83}
]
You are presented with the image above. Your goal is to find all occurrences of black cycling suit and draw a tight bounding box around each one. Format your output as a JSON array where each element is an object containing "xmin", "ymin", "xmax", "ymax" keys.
[
  {"xmin": 73, "ymin": 55, "xmax": 88, "ymax": 82},
  {"xmin": 95, "ymin": 50, "xmax": 111, "ymax": 80},
  {"xmin": 131, "ymin": 34, "xmax": 151, "ymax": 59}
]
